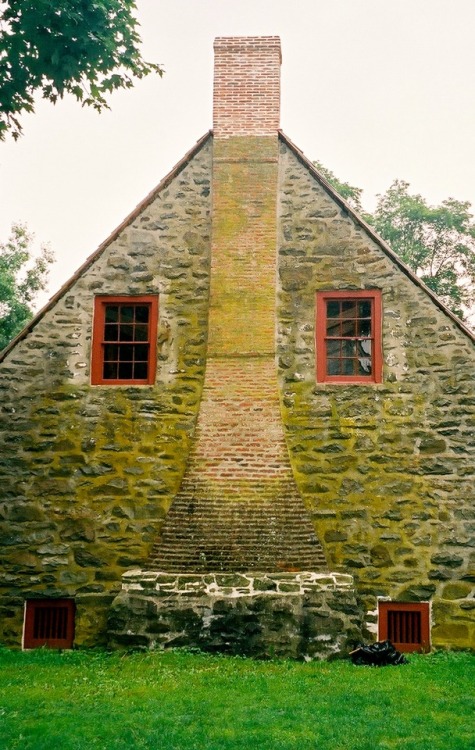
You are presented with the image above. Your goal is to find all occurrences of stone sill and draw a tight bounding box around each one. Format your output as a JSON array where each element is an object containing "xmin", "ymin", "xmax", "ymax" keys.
[{"xmin": 121, "ymin": 570, "xmax": 354, "ymax": 597}]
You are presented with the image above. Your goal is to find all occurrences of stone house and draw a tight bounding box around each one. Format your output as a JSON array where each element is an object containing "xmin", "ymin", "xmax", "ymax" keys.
[{"xmin": 0, "ymin": 37, "xmax": 474, "ymax": 657}]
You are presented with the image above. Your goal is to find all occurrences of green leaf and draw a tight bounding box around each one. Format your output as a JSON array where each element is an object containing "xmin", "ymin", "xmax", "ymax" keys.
[{"xmin": 0, "ymin": 0, "xmax": 164, "ymax": 140}]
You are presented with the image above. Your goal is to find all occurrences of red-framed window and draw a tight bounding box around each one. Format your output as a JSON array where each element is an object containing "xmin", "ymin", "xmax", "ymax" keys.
[
  {"xmin": 91, "ymin": 296, "xmax": 158, "ymax": 385},
  {"xmin": 316, "ymin": 290, "xmax": 382, "ymax": 383},
  {"xmin": 24, "ymin": 599, "xmax": 75, "ymax": 649},
  {"xmin": 378, "ymin": 601, "xmax": 430, "ymax": 653}
]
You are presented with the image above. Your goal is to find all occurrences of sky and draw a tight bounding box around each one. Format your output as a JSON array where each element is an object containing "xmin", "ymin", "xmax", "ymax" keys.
[{"xmin": 1, "ymin": 0, "xmax": 475, "ymax": 317}]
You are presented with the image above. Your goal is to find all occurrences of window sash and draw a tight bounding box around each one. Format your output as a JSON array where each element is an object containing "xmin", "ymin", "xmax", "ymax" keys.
[
  {"xmin": 91, "ymin": 296, "xmax": 158, "ymax": 385},
  {"xmin": 316, "ymin": 290, "xmax": 382, "ymax": 383}
]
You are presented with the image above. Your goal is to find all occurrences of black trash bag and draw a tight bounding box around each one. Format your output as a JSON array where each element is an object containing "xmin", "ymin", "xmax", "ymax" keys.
[{"xmin": 350, "ymin": 640, "xmax": 408, "ymax": 666}]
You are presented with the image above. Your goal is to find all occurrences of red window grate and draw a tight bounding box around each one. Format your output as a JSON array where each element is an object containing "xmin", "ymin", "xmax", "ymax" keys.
[
  {"xmin": 24, "ymin": 599, "xmax": 75, "ymax": 649},
  {"xmin": 378, "ymin": 601, "xmax": 430, "ymax": 653}
]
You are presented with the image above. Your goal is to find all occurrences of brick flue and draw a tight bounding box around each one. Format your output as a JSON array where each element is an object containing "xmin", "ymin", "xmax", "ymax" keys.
[
  {"xmin": 150, "ymin": 37, "xmax": 327, "ymax": 572},
  {"xmin": 213, "ymin": 36, "xmax": 281, "ymax": 138}
]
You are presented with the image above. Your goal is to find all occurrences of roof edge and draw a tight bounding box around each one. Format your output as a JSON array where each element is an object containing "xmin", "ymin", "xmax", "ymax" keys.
[
  {"xmin": 279, "ymin": 130, "xmax": 475, "ymax": 344},
  {"xmin": 0, "ymin": 131, "xmax": 213, "ymax": 363}
]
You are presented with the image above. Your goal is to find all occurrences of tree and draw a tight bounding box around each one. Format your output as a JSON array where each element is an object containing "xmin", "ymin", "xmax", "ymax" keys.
[
  {"xmin": 314, "ymin": 162, "xmax": 475, "ymax": 320},
  {"xmin": 371, "ymin": 180, "xmax": 475, "ymax": 319},
  {"xmin": 0, "ymin": 223, "xmax": 54, "ymax": 350},
  {"xmin": 0, "ymin": 0, "xmax": 163, "ymax": 140},
  {"xmin": 313, "ymin": 160, "xmax": 364, "ymax": 213}
]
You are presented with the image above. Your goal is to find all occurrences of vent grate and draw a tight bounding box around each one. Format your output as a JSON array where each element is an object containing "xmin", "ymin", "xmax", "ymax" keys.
[
  {"xmin": 378, "ymin": 601, "xmax": 430, "ymax": 653},
  {"xmin": 388, "ymin": 609, "xmax": 421, "ymax": 645},
  {"xmin": 33, "ymin": 606, "xmax": 69, "ymax": 641},
  {"xmin": 24, "ymin": 599, "xmax": 75, "ymax": 649}
]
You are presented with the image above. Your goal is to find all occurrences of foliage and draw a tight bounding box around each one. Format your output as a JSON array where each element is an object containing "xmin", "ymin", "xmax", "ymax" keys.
[
  {"xmin": 371, "ymin": 180, "xmax": 475, "ymax": 319},
  {"xmin": 0, "ymin": 223, "xmax": 54, "ymax": 350},
  {"xmin": 315, "ymin": 161, "xmax": 475, "ymax": 319},
  {"xmin": 0, "ymin": 0, "xmax": 163, "ymax": 140},
  {"xmin": 314, "ymin": 160, "xmax": 364, "ymax": 213},
  {"xmin": 0, "ymin": 648, "xmax": 474, "ymax": 749}
]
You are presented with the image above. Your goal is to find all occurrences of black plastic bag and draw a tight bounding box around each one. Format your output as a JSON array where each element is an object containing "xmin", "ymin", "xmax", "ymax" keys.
[{"xmin": 350, "ymin": 640, "xmax": 408, "ymax": 666}]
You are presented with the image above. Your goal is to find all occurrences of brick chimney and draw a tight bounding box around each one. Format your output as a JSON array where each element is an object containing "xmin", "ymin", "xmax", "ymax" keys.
[
  {"xmin": 150, "ymin": 37, "xmax": 326, "ymax": 573},
  {"xmin": 209, "ymin": 37, "xmax": 282, "ymax": 357},
  {"xmin": 213, "ymin": 36, "xmax": 281, "ymax": 138}
]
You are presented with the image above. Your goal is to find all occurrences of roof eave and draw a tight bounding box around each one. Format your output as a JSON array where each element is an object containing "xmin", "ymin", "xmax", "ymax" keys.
[
  {"xmin": 0, "ymin": 131, "xmax": 213, "ymax": 363},
  {"xmin": 279, "ymin": 130, "xmax": 475, "ymax": 344}
]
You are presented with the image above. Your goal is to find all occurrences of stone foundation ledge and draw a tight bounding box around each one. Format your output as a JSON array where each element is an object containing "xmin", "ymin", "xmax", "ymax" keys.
[
  {"xmin": 108, "ymin": 570, "xmax": 363, "ymax": 660},
  {"xmin": 121, "ymin": 570, "xmax": 355, "ymax": 597}
]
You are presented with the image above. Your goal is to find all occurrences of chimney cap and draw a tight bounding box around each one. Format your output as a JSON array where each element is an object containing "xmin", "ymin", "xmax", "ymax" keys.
[
  {"xmin": 213, "ymin": 36, "xmax": 282, "ymax": 63},
  {"xmin": 213, "ymin": 35, "xmax": 282, "ymax": 137}
]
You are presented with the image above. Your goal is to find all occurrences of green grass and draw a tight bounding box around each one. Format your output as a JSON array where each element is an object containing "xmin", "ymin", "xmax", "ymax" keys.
[{"xmin": 0, "ymin": 649, "xmax": 474, "ymax": 750}]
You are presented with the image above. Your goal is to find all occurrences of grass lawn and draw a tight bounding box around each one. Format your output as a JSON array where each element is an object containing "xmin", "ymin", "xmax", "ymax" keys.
[{"xmin": 0, "ymin": 648, "xmax": 473, "ymax": 750}]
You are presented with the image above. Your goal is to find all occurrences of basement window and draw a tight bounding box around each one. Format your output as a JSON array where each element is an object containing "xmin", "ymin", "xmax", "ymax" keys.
[
  {"xmin": 378, "ymin": 601, "xmax": 430, "ymax": 653},
  {"xmin": 23, "ymin": 599, "xmax": 75, "ymax": 649},
  {"xmin": 91, "ymin": 296, "xmax": 158, "ymax": 385},
  {"xmin": 316, "ymin": 290, "xmax": 382, "ymax": 383}
]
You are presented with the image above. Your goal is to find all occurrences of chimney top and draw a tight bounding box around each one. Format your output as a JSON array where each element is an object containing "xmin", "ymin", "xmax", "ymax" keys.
[{"xmin": 213, "ymin": 36, "xmax": 282, "ymax": 138}]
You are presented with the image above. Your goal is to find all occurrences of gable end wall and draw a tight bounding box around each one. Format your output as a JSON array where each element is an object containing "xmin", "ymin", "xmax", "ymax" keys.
[
  {"xmin": 277, "ymin": 141, "xmax": 475, "ymax": 649},
  {"xmin": 0, "ymin": 140, "xmax": 212, "ymax": 647}
]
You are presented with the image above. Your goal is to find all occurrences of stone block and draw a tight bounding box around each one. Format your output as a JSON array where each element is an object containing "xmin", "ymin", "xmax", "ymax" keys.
[{"xmin": 441, "ymin": 582, "xmax": 473, "ymax": 600}]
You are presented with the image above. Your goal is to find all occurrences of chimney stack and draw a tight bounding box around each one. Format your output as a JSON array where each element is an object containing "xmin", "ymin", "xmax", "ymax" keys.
[
  {"xmin": 150, "ymin": 36, "xmax": 327, "ymax": 575},
  {"xmin": 209, "ymin": 37, "xmax": 282, "ymax": 357},
  {"xmin": 213, "ymin": 36, "xmax": 281, "ymax": 138}
]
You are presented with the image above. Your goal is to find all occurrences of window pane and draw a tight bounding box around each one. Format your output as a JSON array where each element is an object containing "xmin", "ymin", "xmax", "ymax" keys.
[
  {"xmin": 358, "ymin": 356, "xmax": 372, "ymax": 375},
  {"xmin": 133, "ymin": 362, "xmax": 148, "ymax": 380},
  {"xmin": 135, "ymin": 306, "xmax": 149, "ymax": 323},
  {"xmin": 326, "ymin": 339, "xmax": 341, "ymax": 357},
  {"xmin": 118, "ymin": 362, "xmax": 133, "ymax": 379},
  {"xmin": 342, "ymin": 358, "xmax": 356, "ymax": 375},
  {"xmin": 119, "ymin": 345, "xmax": 134, "ymax": 362},
  {"xmin": 134, "ymin": 344, "xmax": 149, "ymax": 361},
  {"xmin": 103, "ymin": 361, "xmax": 118, "ymax": 380},
  {"xmin": 342, "ymin": 339, "xmax": 356, "ymax": 357},
  {"xmin": 134, "ymin": 325, "xmax": 149, "ymax": 342},
  {"xmin": 120, "ymin": 306, "xmax": 134, "ymax": 323},
  {"xmin": 103, "ymin": 344, "xmax": 119, "ymax": 362},
  {"xmin": 359, "ymin": 339, "xmax": 372, "ymax": 356},
  {"xmin": 104, "ymin": 324, "xmax": 119, "ymax": 341},
  {"xmin": 105, "ymin": 305, "xmax": 119, "ymax": 323},
  {"xmin": 358, "ymin": 300, "xmax": 372, "ymax": 318},
  {"xmin": 326, "ymin": 301, "xmax": 340, "ymax": 318},
  {"xmin": 326, "ymin": 319, "xmax": 341, "ymax": 336},
  {"xmin": 341, "ymin": 319, "xmax": 356, "ymax": 337},
  {"xmin": 358, "ymin": 319, "xmax": 372, "ymax": 336},
  {"xmin": 119, "ymin": 325, "xmax": 134, "ymax": 342},
  {"xmin": 342, "ymin": 301, "xmax": 357, "ymax": 316},
  {"xmin": 327, "ymin": 359, "xmax": 342, "ymax": 375}
]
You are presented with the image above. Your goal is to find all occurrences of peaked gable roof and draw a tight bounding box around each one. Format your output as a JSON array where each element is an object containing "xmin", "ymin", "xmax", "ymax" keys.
[
  {"xmin": 279, "ymin": 130, "xmax": 475, "ymax": 345},
  {"xmin": 1, "ymin": 128, "xmax": 473, "ymax": 364},
  {"xmin": 0, "ymin": 131, "xmax": 212, "ymax": 363}
]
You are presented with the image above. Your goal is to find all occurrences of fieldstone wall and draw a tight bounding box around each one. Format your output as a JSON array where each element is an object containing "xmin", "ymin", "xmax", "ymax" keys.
[
  {"xmin": 0, "ymin": 138, "xmax": 212, "ymax": 647},
  {"xmin": 0, "ymin": 129, "xmax": 473, "ymax": 654},
  {"xmin": 108, "ymin": 570, "xmax": 363, "ymax": 660},
  {"xmin": 277, "ymin": 138, "xmax": 475, "ymax": 649}
]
